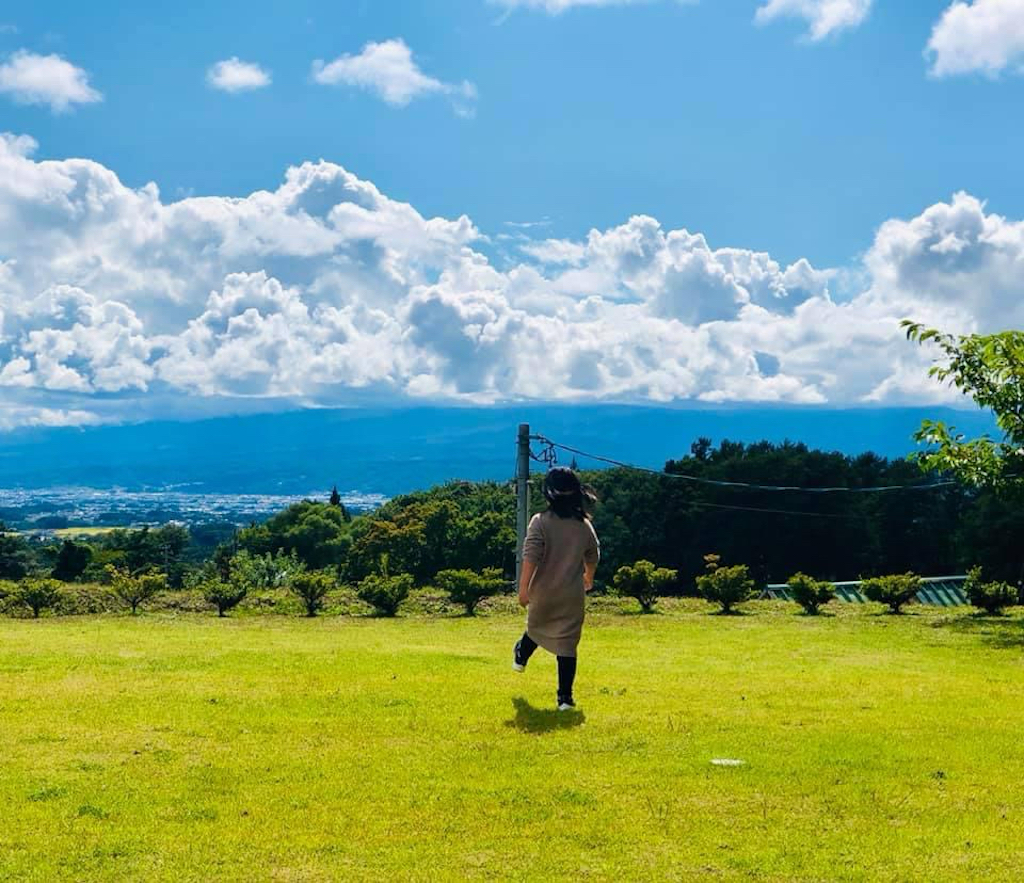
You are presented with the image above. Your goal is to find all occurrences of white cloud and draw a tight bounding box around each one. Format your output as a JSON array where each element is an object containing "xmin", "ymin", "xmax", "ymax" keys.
[
  {"xmin": 207, "ymin": 57, "xmax": 271, "ymax": 93},
  {"xmin": 312, "ymin": 38, "xmax": 475, "ymax": 114},
  {"xmin": 0, "ymin": 50, "xmax": 101, "ymax": 112},
  {"xmin": 755, "ymin": 0, "xmax": 872, "ymax": 41},
  {"xmin": 0, "ymin": 132, "xmax": 1014, "ymax": 427},
  {"xmin": 927, "ymin": 0, "xmax": 1024, "ymax": 77}
]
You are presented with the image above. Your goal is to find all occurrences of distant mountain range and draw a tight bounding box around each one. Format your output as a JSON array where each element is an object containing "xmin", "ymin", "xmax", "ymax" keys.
[{"xmin": 0, "ymin": 406, "xmax": 998, "ymax": 497}]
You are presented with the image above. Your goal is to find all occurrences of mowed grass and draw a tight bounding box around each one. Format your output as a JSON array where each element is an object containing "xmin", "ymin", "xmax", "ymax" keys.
[{"xmin": 3, "ymin": 603, "xmax": 1024, "ymax": 881}]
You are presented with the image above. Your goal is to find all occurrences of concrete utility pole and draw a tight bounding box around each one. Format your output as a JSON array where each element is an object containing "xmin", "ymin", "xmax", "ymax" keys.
[{"xmin": 515, "ymin": 423, "xmax": 530, "ymax": 585}]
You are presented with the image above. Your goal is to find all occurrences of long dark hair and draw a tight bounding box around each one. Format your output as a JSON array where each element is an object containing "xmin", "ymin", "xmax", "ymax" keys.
[{"xmin": 543, "ymin": 467, "xmax": 597, "ymax": 521}]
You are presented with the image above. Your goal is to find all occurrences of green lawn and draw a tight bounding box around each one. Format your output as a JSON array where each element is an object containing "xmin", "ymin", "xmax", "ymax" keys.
[{"xmin": 2, "ymin": 603, "xmax": 1024, "ymax": 881}]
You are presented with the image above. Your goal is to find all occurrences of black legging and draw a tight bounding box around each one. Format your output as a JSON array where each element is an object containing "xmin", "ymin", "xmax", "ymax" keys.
[{"xmin": 519, "ymin": 632, "xmax": 577, "ymax": 699}]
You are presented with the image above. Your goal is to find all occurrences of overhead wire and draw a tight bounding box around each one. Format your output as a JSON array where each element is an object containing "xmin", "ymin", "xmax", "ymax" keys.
[{"xmin": 530, "ymin": 434, "xmax": 955, "ymax": 495}]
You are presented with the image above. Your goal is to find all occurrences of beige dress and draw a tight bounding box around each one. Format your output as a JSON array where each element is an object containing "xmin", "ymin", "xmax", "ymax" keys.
[{"xmin": 523, "ymin": 510, "xmax": 600, "ymax": 658}]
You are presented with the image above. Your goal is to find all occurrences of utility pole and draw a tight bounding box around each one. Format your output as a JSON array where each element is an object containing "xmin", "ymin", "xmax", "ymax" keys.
[{"xmin": 515, "ymin": 423, "xmax": 530, "ymax": 585}]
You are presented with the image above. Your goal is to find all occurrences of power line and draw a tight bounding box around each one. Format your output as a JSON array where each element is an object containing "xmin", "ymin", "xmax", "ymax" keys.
[
  {"xmin": 531, "ymin": 434, "xmax": 956, "ymax": 495},
  {"xmin": 688, "ymin": 501, "xmax": 855, "ymax": 519}
]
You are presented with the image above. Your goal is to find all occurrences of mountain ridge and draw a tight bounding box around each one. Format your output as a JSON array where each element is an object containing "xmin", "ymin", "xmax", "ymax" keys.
[{"xmin": 0, "ymin": 406, "xmax": 997, "ymax": 497}]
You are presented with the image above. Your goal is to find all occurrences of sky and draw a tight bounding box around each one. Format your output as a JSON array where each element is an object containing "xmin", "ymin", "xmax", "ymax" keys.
[{"xmin": 0, "ymin": 0, "xmax": 1023, "ymax": 429}]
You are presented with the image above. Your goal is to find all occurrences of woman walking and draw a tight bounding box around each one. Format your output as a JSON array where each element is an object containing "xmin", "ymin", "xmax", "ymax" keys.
[{"xmin": 513, "ymin": 467, "xmax": 600, "ymax": 710}]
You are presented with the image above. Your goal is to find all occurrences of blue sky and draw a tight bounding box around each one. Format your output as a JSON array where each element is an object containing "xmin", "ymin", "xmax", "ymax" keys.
[
  {"xmin": 0, "ymin": 0, "xmax": 1023, "ymax": 428},
  {"xmin": 6, "ymin": 0, "xmax": 1023, "ymax": 265}
]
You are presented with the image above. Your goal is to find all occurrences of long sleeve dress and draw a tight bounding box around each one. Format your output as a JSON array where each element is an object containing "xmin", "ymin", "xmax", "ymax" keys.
[{"xmin": 522, "ymin": 510, "xmax": 600, "ymax": 658}]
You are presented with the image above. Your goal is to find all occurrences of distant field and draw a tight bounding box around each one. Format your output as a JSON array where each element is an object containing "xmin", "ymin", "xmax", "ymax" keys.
[
  {"xmin": 53, "ymin": 527, "xmax": 120, "ymax": 538},
  {"xmin": 2, "ymin": 604, "xmax": 1024, "ymax": 881}
]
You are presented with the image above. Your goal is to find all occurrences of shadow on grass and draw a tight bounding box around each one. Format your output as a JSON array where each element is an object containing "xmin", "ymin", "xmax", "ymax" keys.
[
  {"xmin": 506, "ymin": 697, "xmax": 586, "ymax": 734},
  {"xmin": 615, "ymin": 608, "xmax": 664, "ymax": 617},
  {"xmin": 931, "ymin": 612, "xmax": 1024, "ymax": 649}
]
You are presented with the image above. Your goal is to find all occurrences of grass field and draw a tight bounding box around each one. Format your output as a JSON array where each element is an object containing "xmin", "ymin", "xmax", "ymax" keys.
[
  {"xmin": 3, "ymin": 602, "xmax": 1024, "ymax": 881},
  {"xmin": 52, "ymin": 527, "xmax": 120, "ymax": 538}
]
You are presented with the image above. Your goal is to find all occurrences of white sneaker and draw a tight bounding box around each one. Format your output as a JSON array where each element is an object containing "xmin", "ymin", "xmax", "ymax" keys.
[
  {"xmin": 512, "ymin": 639, "xmax": 527, "ymax": 672},
  {"xmin": 557, "ymin": 697, "xmax": 576, "ymax": 712}
]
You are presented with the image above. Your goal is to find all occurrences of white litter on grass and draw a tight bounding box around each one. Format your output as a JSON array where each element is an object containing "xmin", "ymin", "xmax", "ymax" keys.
[{"xmin": 711, "ymin": 758, "xmax": 745, "ymax": 767}]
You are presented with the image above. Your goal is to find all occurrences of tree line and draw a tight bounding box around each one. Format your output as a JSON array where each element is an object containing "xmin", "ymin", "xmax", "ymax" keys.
[{"xmin": 2, "ymin": 436, "xmax": 1021, "ymax": 603}]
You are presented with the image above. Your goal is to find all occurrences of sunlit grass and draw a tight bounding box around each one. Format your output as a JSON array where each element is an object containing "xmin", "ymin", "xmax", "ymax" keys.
[
  {"xmin": 2, "ymin": 603, "xmax": 1024, "ymax": 881},
  {"xmin": 52, "ymin": 527, "xmax": 120, "ymax": 538}
]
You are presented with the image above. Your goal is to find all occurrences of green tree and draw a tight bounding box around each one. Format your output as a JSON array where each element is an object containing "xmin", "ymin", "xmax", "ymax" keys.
[
  {"xmin": 100, "ymin": 525, "xmax": 190, "ymax": 585},
  {"xmin": 202, "ymin": 577, "xmax": 248, "ymax": 617},
  {"xmin": 229, "ymin": 549, "xmax": 302, "ymax": 591},
  {"xmin": 81, "ymin": 548, "xmax": 128, "ymax": 584},
  {"xmin": 238, "ymin": 502, "xmax": 352, "ymax": 571},
  {"xmin": 786, "ymin": 572, "xmax": 836, "ymax": 615},
  {"xmin": 289, "ymin": 570, "xmax": 336, "ymax": 617},
  {"xmin": 347, "ymin": 517, "xmax": 426, "ymax": 582},
  {"xmin": 52, "ymin": 539, "xmax": 93, "ymax": 582},
  {"xmin": 107, "ymin": 566, "xmax": 167, "ymax": 615},
  {"xmin": 434, "ymin": 568, "xmax": 506, "ymax": 616},
  {"xmin": 904, "ymin": 323, "xmax": 1024, "ymax": 488},
  {"xmin": 861, "ymin": 573, "xmax": 921, "ymax": 615},
  {"xmin": 696, "ymin": 554, "xmax": 756, "ymax": 614},
  {"xmin": 964, "ymin": 567, "xmax": 1017, "ymax": 616},
  {"xmin": 13, "ymin": 578, "xmax": 63, "ymax": 618},
  {"xmin": 612, "ymin": 560, "xmax": 678, "ymax": 614},
  {"xmin": 0, "ymin": 531, "xmax": 34, "ymax": 580},
  {"xmin": 356, "ymin": 572, "xmax": 413, "ymax": 617}
]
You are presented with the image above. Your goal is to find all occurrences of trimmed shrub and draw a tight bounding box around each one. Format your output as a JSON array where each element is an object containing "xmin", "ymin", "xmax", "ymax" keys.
[
  {"xmin": 202, "ymin": 578, "xmax": 248, "ymax": 617},
  {"xmin": 289, "ymin": 570, "xmax": 337, "ymax": 618},
  {"xmin": 434, "ymin": 568, "xmax": 506, "ymax": 615},
  {"xmin": 965, "ymin": 567, "xmax": 1017, "ymax": 616},
  {"xmin": 357, "ymin": 573, "xmax": 414, "ymax": 617},
  {"xmin": 53, "ymin": 583, "xmax": 119, "ymax": 616},
  {"xmin": 107, "ymin": 566, "xmax": 167, "ymax": 615},
  {"xmin": 861, "ymin": 573, "xmax": 921, "ymax": 614},
  {"xmin": 13, "ymin": 578, "xmax": 63, "ymax": 618},
  {"xmin": 696, "ymin": 555, "xmax": 755, "ymax": 614},
  {"xmin": 612, "ymin": 560, "xmax": 678, "ymax": 614},
  {"xmin": 787, "ymin": 572, "xmax": 836, "ymax": 615}
]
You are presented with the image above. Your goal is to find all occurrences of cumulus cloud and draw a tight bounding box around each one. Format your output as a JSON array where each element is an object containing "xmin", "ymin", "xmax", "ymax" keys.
[
  {"xmin": 0, "ymin": 133, "xmax": 1012, "ymax": 427},
  {"xmin": 0, "ymin": 50, "xmax": 101, "ymax": 112},
  {"xmin": 207, "ymin": 57, "xmax": 271, "ymax": 92},
  {"xmin": 755, "ymin": 0, "xmax": 872, "ymax": 40},
  {"xmin": 312, "ymin": 39, "xmax": 476, "ymax": 114},
  {"xmin": 927, "ymin": 0, "xmax": 1024, "ymax": 77}
]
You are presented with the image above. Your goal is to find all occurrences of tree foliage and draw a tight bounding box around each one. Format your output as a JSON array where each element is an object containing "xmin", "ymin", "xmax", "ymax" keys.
[
  {"xmin": 612, "ymin": 560, "xmax": 678, "ymax": 613},
  {"xmin": 107, "ymin": 566, "xmax": 167, "ymax": 615},
  {"xmin": 202, "ymin": 577, "xmax": 248, "ymax": 617},
  {"xmin": 964, "ymin": 567, "xmax": 1017, "ymax": 616},
  {"xmin": 904, "ymin": 322, "xmax": 1024, "ymax": 489},
  {"xmin": 356, "ymin": 571, "xmax": 413, "ymax": 617},
  {"xmin": 98, "ymin": 525, "xmax": 189, "ymax": 586},
  {"xmin": 229, "ymin": 549, "xmax": 303, "ymax": 591},
  {"xmin": 346, "ymin": 483, "xmax": 515, "ymax": 584},
  {"xmin": 0, "ymin": 531, "xmax": 34, "ymax": 580},
  {"xmin": 696, "ymin": 555, "xmax": 756, "ymax": 614},
  {"xmin": 237, "ymin": 501, "xmax": 352, "ymax": 571},
  {"xmin": 567, "ymin": 438, "xmax": 967, "ymax": 592},
  {"xmin": 786, "ymin": 572, "xmax": 836, "ymax": 615},
  {"xmin": 13, "ymin": 578, "xmax": 63, "ymax": 618},
  {"xmin": 289, "ymin": 570, "xmax": 336, "ymax": 618},
  {"xmin": 434, "ymin": 568, "xmax": 506, "ymax": 615},
  {"xmin": 52, "ymin": 539, "xmax": 92, "ymax": 582},
  {"xmin": 861, "ymin": 573, "xmax": 921, "ymax": 614}
]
